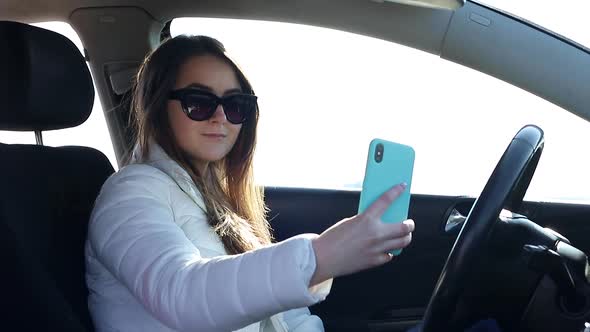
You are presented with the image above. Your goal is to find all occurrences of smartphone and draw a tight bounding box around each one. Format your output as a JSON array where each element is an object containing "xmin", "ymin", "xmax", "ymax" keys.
[{"xmin": 358, "ymin": 138, "xmax": 415, "ymax": 255}]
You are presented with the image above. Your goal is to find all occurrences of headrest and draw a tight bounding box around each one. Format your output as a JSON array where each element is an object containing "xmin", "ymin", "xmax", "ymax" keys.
[{"xmin": 0, "ymin": 21, "xmax": 94, "ymax": 131}]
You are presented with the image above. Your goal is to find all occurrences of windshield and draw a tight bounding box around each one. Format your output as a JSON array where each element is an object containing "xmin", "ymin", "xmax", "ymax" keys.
[{"xmin": 480, "ymin": 0, "xmax": 590, "ymax": 49}]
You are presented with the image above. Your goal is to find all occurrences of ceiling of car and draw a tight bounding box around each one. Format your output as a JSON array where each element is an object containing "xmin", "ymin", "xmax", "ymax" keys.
[{"xmin": 1, "ymin": 0, "xmax": 455, "ymax": 53}]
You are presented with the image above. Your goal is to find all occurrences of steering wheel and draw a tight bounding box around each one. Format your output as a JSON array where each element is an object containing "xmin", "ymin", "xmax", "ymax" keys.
[{"xmin": 421, "ymin": 125, "xmax": 545, "ymax": 332}]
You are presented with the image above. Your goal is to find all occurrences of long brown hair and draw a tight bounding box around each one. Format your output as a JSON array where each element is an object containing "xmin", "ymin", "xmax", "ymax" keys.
[{"xmin": 129, "ymin": 35, "xmax": 271, "ymax": 254}]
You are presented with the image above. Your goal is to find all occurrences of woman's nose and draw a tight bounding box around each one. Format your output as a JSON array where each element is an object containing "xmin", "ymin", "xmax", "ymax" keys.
[{"xmin": 209, "ymin": 104, "xmax": 227, "ymax": 123}]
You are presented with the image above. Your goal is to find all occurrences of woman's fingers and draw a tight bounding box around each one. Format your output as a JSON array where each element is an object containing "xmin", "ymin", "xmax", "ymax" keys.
[
  {"xmin": 377, "ymin": 219, "xmax": 415, "ymax": 238},
  {"xmin": 362, "ymin": 183, "xmax": 407, "ymax": 220},
  {"xmin": 373, "ymin": 252, "xmax": 395, "ymax": 266},
  {"xmin": 371, "ymin": 219, "xmax": 414, "ymax": 254},
  {"xmin": 310, "ymin": 193, "xmax": 416, "ymax": 283},
  {"xmin": 375, "ymin": 232, "xmax": 413, "ymax": 253}
]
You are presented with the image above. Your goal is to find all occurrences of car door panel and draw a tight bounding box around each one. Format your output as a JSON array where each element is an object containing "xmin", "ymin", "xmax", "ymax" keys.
[{"xmin": 265, "ymin": 187, "xmax": 590, "ymax": 331}]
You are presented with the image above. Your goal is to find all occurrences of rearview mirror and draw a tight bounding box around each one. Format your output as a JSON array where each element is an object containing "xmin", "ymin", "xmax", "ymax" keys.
[{"xmin": 375, "ymin": 0, "xmax": 465, "ymax": 10}]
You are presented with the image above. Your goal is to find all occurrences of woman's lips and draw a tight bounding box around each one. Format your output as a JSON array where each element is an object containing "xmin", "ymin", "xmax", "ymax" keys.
[{"xmin": 202, "ymin": 133, "xmax": 226, "ymax": 139}]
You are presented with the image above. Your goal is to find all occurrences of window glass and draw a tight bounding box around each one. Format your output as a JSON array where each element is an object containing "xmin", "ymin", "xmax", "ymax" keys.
[{"xmin": 171, "ymin": 17, "xmax": 590, "ymax": 204}]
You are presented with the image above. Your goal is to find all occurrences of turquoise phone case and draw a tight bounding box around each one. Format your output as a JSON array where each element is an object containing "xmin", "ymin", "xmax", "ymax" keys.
[{"xmin": 358, "ymin": 138, "xmax": 415, "ymax": 255}]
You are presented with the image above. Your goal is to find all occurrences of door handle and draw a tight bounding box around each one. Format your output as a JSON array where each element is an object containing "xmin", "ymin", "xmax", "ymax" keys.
[{"xmin": 445, "ymin": 208, "xmax": 466, "ymax": 232}]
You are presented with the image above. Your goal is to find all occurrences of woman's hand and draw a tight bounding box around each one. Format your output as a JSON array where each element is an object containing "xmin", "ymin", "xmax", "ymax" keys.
[{"xmin": 310, "ymin": 183, "xmax": 414, "ymax": 286}]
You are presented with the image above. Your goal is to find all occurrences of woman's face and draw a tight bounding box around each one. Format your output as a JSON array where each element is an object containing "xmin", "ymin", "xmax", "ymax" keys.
[{"xmin": 167, "ymin": 55, "xmax": 243, "ymax": 173}]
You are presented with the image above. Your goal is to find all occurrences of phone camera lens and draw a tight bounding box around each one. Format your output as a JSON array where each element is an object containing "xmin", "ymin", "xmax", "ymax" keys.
[{"xmin": 375, "ymin": 143, "xmax": 384, "ymax": 163}]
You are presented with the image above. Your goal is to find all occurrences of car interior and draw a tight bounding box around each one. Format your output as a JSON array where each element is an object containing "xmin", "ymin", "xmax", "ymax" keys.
[{"xmin": 0, "ymin": 0, "xmax": 589, "ymax": 331}]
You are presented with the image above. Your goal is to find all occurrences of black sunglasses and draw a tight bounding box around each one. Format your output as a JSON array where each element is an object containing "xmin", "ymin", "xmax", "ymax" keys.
[{"xmin": 169, "ymin": 88, "xmax": 257, "ymax": 125}]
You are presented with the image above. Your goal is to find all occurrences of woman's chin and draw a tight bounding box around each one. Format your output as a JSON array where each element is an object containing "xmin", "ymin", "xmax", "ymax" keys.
[{"xmin": 193, "ymin": 152, "xmax": 228, "ymax": 164}]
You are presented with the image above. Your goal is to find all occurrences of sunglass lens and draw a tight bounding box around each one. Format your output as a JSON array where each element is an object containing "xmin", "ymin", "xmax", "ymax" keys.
[
  {"xmin": 224, "ymin": 97, "xmax": 256, "ymax": 124},
  {"xmin": 224, "ymin": 103, "xmax": 247, "ymax": 124},
  {"xmin": 184, "ymin": 95, "xmax": 216, "ymax": 121}
]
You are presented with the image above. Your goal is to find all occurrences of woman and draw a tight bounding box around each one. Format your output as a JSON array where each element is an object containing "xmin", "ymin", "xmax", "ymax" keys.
[{"xmin": 85, "ymin": 35, "xmax": 415, "ymax": 332}]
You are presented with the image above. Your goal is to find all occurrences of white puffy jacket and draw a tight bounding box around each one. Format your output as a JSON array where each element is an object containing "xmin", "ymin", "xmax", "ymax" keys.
[{"xmin": 85, "ymin": 143, "xmax": 333, "ymax": 332}]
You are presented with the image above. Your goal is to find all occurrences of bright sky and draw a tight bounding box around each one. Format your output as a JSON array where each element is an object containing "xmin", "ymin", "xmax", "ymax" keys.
[{"xmin": 1, "ymin": 1, "xmax": 589, "ymax": 203}]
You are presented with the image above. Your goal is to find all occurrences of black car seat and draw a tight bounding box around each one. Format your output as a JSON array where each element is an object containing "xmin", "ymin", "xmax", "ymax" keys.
[{"xmin": 0, "ymin": 21, "xmax": 115, "ymax": 331}]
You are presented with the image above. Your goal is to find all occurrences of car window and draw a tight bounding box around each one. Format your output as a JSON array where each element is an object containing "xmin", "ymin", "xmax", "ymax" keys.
[
  {"xmin": 170, "ymin": 18, "xmax": 589, "ymax": 204},
  {"xmin": 0, "ymin": 22, "xmax": 118, "ymax": 169},
  {"xmin": 170, "ymin": 17, "xmax": 590, "ymax": 204}
]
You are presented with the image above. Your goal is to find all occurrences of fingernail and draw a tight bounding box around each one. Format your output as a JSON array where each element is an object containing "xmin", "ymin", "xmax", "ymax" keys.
[
  {"xmin": 400, "ymin": 182, "xmax": 407, "ymax": 189},
  {"xmin": 403, "ymin": 219, "xmax": 415, "ymax": 232}
]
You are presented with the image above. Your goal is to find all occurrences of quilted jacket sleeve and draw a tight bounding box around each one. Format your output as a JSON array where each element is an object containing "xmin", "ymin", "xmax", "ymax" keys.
[
  {"xmin": 87, "ymin": 164, "xmax": 332, "ymax": 332},
  {"xmin": 278, "ymin": 254, "xmax": 334, "ymax": 331},
  {"xmin": 281, "ymin": 307, "xmax": 324, "ymax": 331}
]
